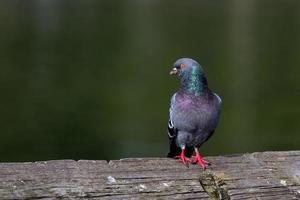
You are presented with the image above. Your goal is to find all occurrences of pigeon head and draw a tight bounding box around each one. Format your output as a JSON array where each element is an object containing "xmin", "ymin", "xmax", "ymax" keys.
[
  {"xmin": 170, "ymin": 58, "xmax": 203, "ymax": 77},
  {"xmin": 170, "ymin": 58, "xmax": 207, "ymax": 95}
]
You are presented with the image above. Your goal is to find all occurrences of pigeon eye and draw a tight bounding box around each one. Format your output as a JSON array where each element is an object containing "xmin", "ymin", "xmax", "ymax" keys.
[{"xmin": 180, "ymin": 64, "xmax": 186, "ymax": 69}]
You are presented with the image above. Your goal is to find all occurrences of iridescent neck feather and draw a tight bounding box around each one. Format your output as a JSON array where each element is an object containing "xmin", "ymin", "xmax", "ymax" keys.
[{"xmin": 180, "ymin": 66, "xmax": 207, "ymax": 95}]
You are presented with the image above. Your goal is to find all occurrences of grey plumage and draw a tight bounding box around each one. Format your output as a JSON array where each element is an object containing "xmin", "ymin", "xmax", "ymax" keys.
[{"xmin": 167, "ymin": 58, "xmax": 221, "ymax": 167}]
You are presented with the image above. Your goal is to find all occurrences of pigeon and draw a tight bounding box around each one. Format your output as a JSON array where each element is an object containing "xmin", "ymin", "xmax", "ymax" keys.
[{"xmin": 167, "ymin": 58, "xmax": 222, "ymax": 168}]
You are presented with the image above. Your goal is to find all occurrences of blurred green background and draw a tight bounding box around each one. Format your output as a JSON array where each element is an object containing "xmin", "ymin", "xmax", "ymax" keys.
[{"xmin": 1, "ymin": 0, "xmax": 300, "ymax": 162}]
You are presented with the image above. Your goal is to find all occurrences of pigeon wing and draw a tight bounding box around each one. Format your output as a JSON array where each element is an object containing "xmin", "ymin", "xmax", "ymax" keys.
[{"xmin": 167, "ymin": 93, "xmax": 193, "ymax": 157}]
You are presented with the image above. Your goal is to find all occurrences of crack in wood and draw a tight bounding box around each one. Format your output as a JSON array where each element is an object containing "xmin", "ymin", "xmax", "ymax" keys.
[{"xmin": 199, "ymin": 171, "xmax": 230, "ymax": 200}]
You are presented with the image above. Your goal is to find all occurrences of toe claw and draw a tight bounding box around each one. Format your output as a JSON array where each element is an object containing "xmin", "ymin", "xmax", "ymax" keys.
[
  {"xmin": 192, "ymin": 149, "xmax": 210, "ymax": 169},
  {"xmin": 175, "ymin": 155, "xmax": 191, "ymax": 165},
  {"xmin": 175, "ymin": 148, "xmax": 191, "ymax": 166}
]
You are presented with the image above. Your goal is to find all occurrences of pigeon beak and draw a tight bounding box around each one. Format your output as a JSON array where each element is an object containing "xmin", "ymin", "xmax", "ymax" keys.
[{"xmin": 170, "ymin": 68, "xmax": 178, "ymax": 75}]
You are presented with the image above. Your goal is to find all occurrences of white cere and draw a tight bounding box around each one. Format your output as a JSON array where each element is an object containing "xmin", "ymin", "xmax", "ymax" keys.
[{"xmin": 107, "ymin": 176, "xmax": 116, "ymax": 184}]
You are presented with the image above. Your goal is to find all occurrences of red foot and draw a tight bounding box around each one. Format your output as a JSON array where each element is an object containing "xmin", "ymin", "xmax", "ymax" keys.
[
  {"xmin": 175, "ymin": 148, "xmax": 191, "ymax": 165},
  {"xmin": 192, "ymin": 150, "xmax": 210, "ymax": 169}
]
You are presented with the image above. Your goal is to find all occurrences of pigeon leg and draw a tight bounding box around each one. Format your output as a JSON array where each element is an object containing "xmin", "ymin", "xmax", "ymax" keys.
[
  {"xmin": 192, "ymin": 148, "xmax": 210, "ymax": 169},
  {"xmin": 175, "ymin": 146, "xmax": 191, "ymax": 165}
]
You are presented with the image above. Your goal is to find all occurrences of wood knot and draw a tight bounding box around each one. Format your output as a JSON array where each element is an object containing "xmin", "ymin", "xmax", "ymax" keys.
[{"xmin": 199, "ymin": 172, "xmax": 230, "ymax": 200}]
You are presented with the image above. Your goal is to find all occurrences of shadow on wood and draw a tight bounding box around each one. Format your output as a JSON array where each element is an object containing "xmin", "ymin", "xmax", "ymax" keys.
[{"xmin": 0, "ymin": 151, "xmax": 300, "ymax": 199}]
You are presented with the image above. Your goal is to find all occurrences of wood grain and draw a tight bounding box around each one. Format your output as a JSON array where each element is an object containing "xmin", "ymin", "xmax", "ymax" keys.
[{"xmin": 0, "ymin": 151, "xmax": 299, "ymax": 199}]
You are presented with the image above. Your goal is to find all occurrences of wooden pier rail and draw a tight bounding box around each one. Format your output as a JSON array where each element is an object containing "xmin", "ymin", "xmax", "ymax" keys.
[{"xmin": 0, "ymin": 151, "xmax": 300, "ymax": 199}]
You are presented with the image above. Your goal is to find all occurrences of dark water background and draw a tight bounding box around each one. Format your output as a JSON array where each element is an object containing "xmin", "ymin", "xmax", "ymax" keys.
[{"xmin": 1, "ymin": 1, "xmax": 300, "ymax": 161}]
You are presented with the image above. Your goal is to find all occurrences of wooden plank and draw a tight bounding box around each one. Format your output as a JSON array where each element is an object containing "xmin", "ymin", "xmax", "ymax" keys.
[{"xmin": 0, "ymin": 151, "xmax": 299, "ymax": 199}]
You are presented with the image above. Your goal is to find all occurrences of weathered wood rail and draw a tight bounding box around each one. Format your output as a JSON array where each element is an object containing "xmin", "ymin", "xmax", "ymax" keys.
[{"xmin": 0, "ymin": 151, "xmax": 299, "ymax": 199}]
